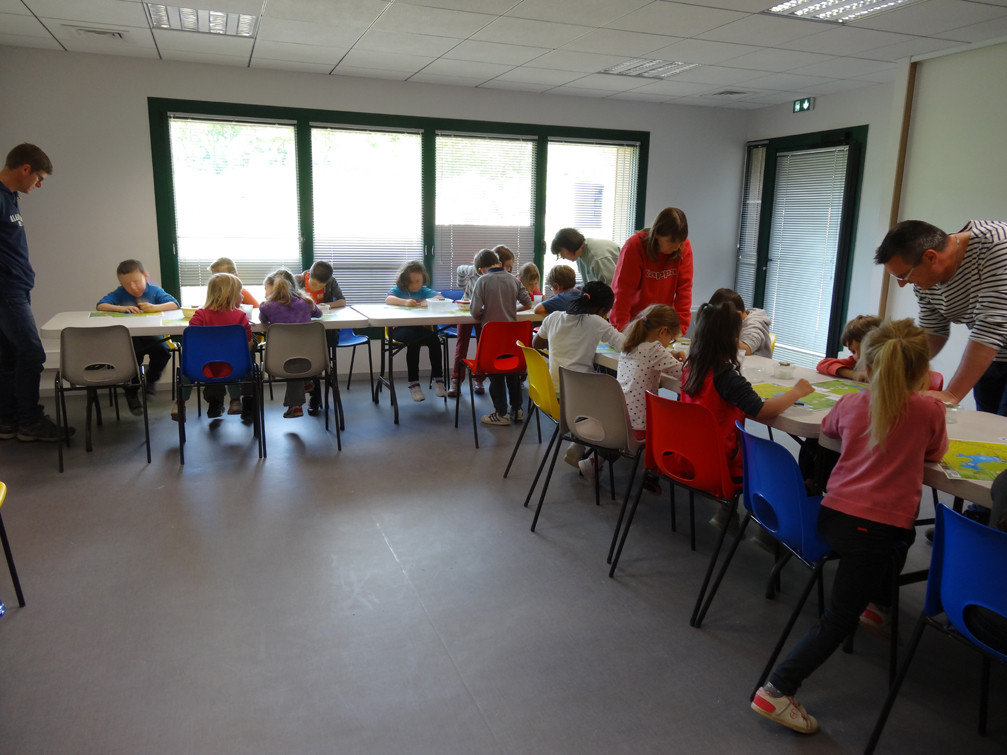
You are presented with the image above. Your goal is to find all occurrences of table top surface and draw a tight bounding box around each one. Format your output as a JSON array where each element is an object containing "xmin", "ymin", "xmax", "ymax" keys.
[{"xmin": 351, "ymin": 302, "xmax": 542, "ymax": 327}]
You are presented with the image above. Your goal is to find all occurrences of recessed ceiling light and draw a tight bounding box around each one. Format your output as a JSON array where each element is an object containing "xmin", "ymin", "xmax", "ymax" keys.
[
  {"xmin": 602, "ymin": 59, "xmax": 699, "ymax": 79},
  {"xmin": 766, "ymin": 0, "xmax": 926, "ymax": 23},
  {"xmin": 144, "ymin": 4, "xmax": 257, "ymax": 36}
]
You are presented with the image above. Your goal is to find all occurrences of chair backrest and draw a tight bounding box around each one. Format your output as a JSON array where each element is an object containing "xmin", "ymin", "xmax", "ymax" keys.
[
  {"xmin": 473, "ymin": 320, "xmax": 534, "ymax": 375},
  {"xmin": 60, "ymin": 325, "xmax": 140, "ymax": 387},
  {"xmin": 768, "ymin": 333, "xmax": 777, "ymax": 356},
  {"xmin": 180, "ymin": 324, "xmax": 253, "ymax": 383},
  {"xmin": 263, "ymin": 321, "xmax": 329, "ymax": 379},
  {"xmin": 644, "ymin": 392, "xmax": 740, "ymax": 500},
  {"xmin": 441, "ymin": 289, "xmax": 465, "ymax": 301},
  {"xmin": 736, "ymin": 421, "xmax": 829, "ymax": 563},
  {"xmin": 928, "ymin": 371, "xmax": 944, "ymax": 391},
  {"xmin": 926, "ymin": 504, "xmax": 1007, "ymax": 662},
  {"xmin": 519, "ymin": 342, "xmax": 559, "ymax": 422},
  {"xmin": 558, "ymin": 366, "xmax": 640, "ymax": 455}
]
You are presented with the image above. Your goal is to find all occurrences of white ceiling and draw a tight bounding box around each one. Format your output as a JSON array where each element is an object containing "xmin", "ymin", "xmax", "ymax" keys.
[{"xmin": 2, "ymin": 0, "xmax": 1007, "ymax": 109}]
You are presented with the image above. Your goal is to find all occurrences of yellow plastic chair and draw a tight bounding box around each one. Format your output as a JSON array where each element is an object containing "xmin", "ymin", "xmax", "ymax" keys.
[
  {"xmin": 768, "ymin": 333, "xmax": 777, "ymax": 356},
  {"xmin": 504, "ymin": 342, "xmax": 560, "ymax": 489},
  {"xmin": 0, "ymin": 481, "xmax": 26, "ymax": 608}
]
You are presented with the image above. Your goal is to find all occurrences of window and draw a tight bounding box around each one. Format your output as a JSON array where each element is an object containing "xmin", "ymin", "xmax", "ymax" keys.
[
  {"xmin": 432, "ymin": 133, "xmax": 536, "ymax": 291},
  {"xmin": 733, "ymin": 129, "xmax": 865, "ymax": 367},
  {"xmin": 312, "ymin": 127, "xmax": 423, "ymax": 302},
  {"xmin": 168, "ymin": 117, "xmax": 301, "ymax": 305},
  {"xmin": 544, "ymin": 140, "xmax": 639, "ymax": 285},
  {"xmin": 149, "ymin": 99, "xmax": 647, "ymax": 303}
]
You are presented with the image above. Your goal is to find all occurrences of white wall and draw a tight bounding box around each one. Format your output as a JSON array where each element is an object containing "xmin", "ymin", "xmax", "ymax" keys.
[{"xmin": 0, "ymin": 46, "xmax": 747, "ymax": 335}]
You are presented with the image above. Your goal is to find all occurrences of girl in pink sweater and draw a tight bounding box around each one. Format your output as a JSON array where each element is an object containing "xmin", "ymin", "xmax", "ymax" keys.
[{"xmin": 752, "ymin": 319, "xmax": 948, "ymax": 735}]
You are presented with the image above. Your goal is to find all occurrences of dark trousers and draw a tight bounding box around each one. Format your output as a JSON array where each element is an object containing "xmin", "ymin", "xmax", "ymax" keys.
[
  {"xmin": 128, "ymin": 336, "xmax": 171, "ymax": 391},
  {"xmin": 489, "ymin": 373, "xmax": 522, "ymax": 415},
  {"xmin": 768, "ymin": 507, "xmax": 914, "ymax": 696},
  {"xmin": 391, "ymin": 326, "xmax": 443, "ymax": 383},
  {"xmin": 0, "ymin": 292, "xmax": 46, "ymax": 423},
  {"xmin": 973, "ymin": 360, "xmax": 1007, "ymax": 416}
]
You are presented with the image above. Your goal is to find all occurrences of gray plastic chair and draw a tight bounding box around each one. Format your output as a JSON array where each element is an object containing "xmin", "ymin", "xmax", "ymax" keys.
[
  {"xmin": 54, "ymin": 324, "xmax": 151, "ymax": 473},
  {"xmin": 530, "ymin": 367, "xmax": 644, "ymax": 544},
  {"xmin": 263, "ymin": 321, "xmax": 341, "ymax": 450}
]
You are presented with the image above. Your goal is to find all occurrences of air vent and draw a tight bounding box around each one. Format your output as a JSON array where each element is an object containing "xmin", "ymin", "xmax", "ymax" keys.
[
  {"xmin": 67, "ymin": 26, "xmax": 128, "ymax": 40},
  {"xmin": 707, "ymin": 90, "xmax": 750, "ymax": 97}
]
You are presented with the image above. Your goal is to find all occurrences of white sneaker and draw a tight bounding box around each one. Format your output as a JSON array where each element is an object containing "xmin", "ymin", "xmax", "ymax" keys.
[
  {"xmin": 434, "ymin": 379, "xmax": 447, "ymax": 398},
  {"xmin": 579, "ymin": 457, "xmax": 599, "ymax": 480},
  {"xmin": 511, "ymin": 408, "xmax": 524, "ymax": 423},
  {"xmin": 564, "ymin": 443, "xmax": 584, "ymax": 468},
  {"xmin": 408, "ymin": 382, "xmax": 425, "ymax": 402},
  {"xmin": 481, "ymin": 411, "xmax": 510, "ymax": 426}
]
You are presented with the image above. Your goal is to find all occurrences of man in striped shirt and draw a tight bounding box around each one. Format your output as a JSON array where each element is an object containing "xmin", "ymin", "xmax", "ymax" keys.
[{"xmin": 875, "ymin": 219, "xmax": 1007, "ymax": 415}]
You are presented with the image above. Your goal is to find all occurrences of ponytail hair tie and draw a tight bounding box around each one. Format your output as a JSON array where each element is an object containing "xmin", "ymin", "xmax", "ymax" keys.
[
  {"xmin": 642, "ymin": 317, "xmax": 650, "ymax": 328},
  {"xmin": 583, "ymin": 292, "xmax": 591, "ymax": 300}
]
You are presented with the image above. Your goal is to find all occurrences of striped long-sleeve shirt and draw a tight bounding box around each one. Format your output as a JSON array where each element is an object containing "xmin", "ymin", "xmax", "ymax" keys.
[{"xmin": 916, "ymin": 220, "xmax": 1007, "ymax": 362}]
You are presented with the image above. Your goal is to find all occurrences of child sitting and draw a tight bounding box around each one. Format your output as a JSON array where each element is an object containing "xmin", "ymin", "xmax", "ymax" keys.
[
  {"xmin": 300, "ymin": 260, "xmax": 346, "ymax": 308},
  {"xmin": 209, "ymin": 256, "xmax": 258, "ymax": 307},
  {"xmin": 176, "ymin": 272, "xmax": 255, "ymax": 421},
  {"xmin": 708, "ymin": 288, "xmax": 773, "ymax": 357},
  {"xmin": 471, "ymin": 248, "xmax": 532, "ymax": 426},
  {"xmin": 448, "ymin": 254, "xmax": 486, "ymax": 398},
  {"xmin": 518, "ymin": 261, "xmax": 541, "ymax": 299},
  {"xmin": 534, "ymin": 264, "xmax": 579, "ymax": 315},
  {"xmin": 617, "ymin": 304, "xmax": 685, "ymax": 492},
  {"xmin": 752, "ymin": 319, "xmax": 948, "ymax": 734},
  {"xmin": 259, "ymin": 273, "xmax": 322, "ymax": 418},
  {"xmin": 533, "ymin": 281, "xmax": 623, "ymax": 475},
  {"xmin": 96, "ymin": 259, "xmax": 180, "ymax": 415},
  {"xmin": 493, "ymin": 244, "xmax": 515, "ymax": 273},
  {"xmin": 817, "ymin": 314, "xmax": 881, "ymax": 381},
  {"xmin": 385, "ymin": 260, "xmax": 447, "ymax": 402}
]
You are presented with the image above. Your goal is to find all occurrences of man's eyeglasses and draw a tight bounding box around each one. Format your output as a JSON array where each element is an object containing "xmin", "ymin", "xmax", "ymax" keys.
[{"xmin": 893, "ymin": 260, "xmax": 919, "ymax": 283}]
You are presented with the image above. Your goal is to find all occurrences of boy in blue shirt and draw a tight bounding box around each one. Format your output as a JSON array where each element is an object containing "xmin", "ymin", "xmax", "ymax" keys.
[{"xmin": 97, "ymin": 259, "xmax": 179, "ymax": 414}]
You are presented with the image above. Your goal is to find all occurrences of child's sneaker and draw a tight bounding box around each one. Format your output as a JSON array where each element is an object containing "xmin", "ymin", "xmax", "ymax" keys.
[
  {"xmin": 859, "ymin": 603, "xmax": 892, "ymax": 641},
  {"xmin": 579, "ymin": 457, "xmax": 603, "ymax": 480},
  {"xmin": 511, "ymin": 407, "xmax": 524, "ymax": 423},
  {"xmin": 434, "ymin": 379, "xmax": 447, "ymax": 398},
  {"xmin": 240, "ymin": 397, "xmax": 256, "ymax": 423},
  {"xmin": 307, "ymin": 395, "xmax": 321, "ymax": 416},
  {"xmin": 125, "ymin": 391, "xmax": 144, "ymax": 417},
  {"xmin": 446, "ymin": 379, "xmax": 460, "ymax": 398},
  {"xmin": 408, "ymin": 382, "xmax": 425, "ymax": 402},
  {"xmin": 564, "ymin": 443, "xmax": 584, "ymax": 468},
  {"xmin": 283, "ymin": 405, "xmax": 303, "ymax": 418},
  {"xmin": 0, "ymin": 417, "xmax": 18, "ymax": 440},
  {"xmin": 226, "ymin": 398, "xmax": 243, "ymax": 415},
  {"xmin": 16, "ymin": 415, "xmax": 65, "ymax": 442},
  {"xmin": 481, "ymin": 411, "xmax": 510, "ymax": 426},
  {"xmin": 751, "ymin": 687, "xmax": 819, "ymax": 734},
  {"xmin": 473, "ymin": 379, "xmax": 485, "ymax": 395},
  {"xmin": 207, "ymin": 401, "xmax": 225, "ymax": 419}
]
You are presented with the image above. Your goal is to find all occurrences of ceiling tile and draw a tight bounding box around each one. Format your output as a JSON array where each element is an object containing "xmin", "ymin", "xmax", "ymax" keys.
[
  {"xmin": 784, "ymin": 26, "xmax": 917, "ymax": 55},
  {"xmin": 698, "ymin": 14, "xmax": 827, "ymax": 46},
  {"xmin": 442, "ymin": 40, "xmax": 552, "ymax": 65},
  {"xmin": 478, "ymin": 79, "xmax": 557, "ymax": 92},
  {"xmin": 408, "ymin": 71, "xmax": 500, "ymax": 86},
  {"xmin": 373, "ymin": 4, "xmax": 496, "ymax": 37},
  {"xmin": 152, "ymin": 29, "xmax": 253, "ymax": 54},
  {"xmin": 0, "ymin": 11, "xmax": 54, "ymax": 36},
  {"xmin": 859, "ymin": 36, "xmax": 966, "ymax": 61},
  {"xmin": 398, "ymin": 0, "xmax": 516, "ymax": 12},
  {"xmin": 524, "ymin": 49, "xmax": 631, "ymax": 72},
  {"xmin": 0, "ymin": 0, "xmax": 31, "ymax": 13},
  {"xmin": 630, "ymin": 78, "xmax": 719, "ymax": 95},
  {"xmin": 739, "ymin": 71, "xmax": 836, "ymax": 91},
  {"xmin": 159, "ymin": 50, "xmax": 251, "ymax": 66},
  {"xmin": 561, "ymin": 28, "xmax": 680, "ymax": 56},
  {"xmin": 725, "ymin": 47, "xmax": 834, "ymax": 72},
  {"xmin": 563, "ymin": 72, "xmax": 657, "ymax": 91},
  {"xmin": 339, "ymin": 48, "xmax": 435, "ymax": 73},
  {"xmin": 249, "ymin": 59, "xmax": 334, "ymax": 74},
  {"xmin": 944, "ymin": 14, "xmax": 1007, "ymax": 42},
  {"xmin": 256, "ymin": 16, "xmax": 368, "ymax": 48},
  {"xmin": 27, "ymin": 0, "xmax": 149, "ymax": 26},
  {"xmin": 355, "ymin": 29, "xmax": 463, "ymax": 57},
  {"xmin": 507, "ymin": 0, "xmax": 651, "ymax": 26},
  {"xmin": 647, "ymin": 38, "xmax": 761, "ymax": 64},
  {"xmin": 472, "ymin": 16, "xmax": 594, "ymax": 47},
  {"xmin": 491, "ymin": 66, "xmax": 587, "ymax": 85},
  {"xmin": 607, "ymin": 2, "xmax": 749, "ymax": 37},
  {"xmin": 252, "ymin": 40, "xmax": 347, "ymax": 65},
  {"xmin": 420, "ymin": 58, "xmax": 514, "ymax": 78},
  {"xmin": 796, "ymin": 56, "xmax": 894, "ymax": 78},
  {"xmin": 546, "ymin": 84, "xmax": 625, "ymax": 98},
  {"xmin": 260, "ymin": 0, "xmax": 388, "ymax": 25},
  {"xmin": 670, "ymin": 64, "xmax": 768, "ymax": 85},
  {"xmin": 849, "ymin": 0, "xmax": 1006, "ymax": 36}
]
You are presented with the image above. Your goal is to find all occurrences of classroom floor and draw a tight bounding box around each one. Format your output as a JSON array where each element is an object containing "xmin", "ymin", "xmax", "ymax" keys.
[{"xmin": 1, "ymin": 381, "xmax": 1003, "ymax": 754}]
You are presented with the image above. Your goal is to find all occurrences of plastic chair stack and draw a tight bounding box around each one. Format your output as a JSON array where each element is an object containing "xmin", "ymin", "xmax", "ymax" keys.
[
  {"xmin": 866, "ymin": 504, "xmax": 1007, "ymax": 752},
  {"xmin": 175, "ymin": 324, "xmax": 264, "ymax": 465},
  {"xmin": 53, "ymin": 324, "xmax": 151, "ymax": 473},
  {"xmin": 454, "ymin": 320, "xmax": 533, "ymax": 448}
]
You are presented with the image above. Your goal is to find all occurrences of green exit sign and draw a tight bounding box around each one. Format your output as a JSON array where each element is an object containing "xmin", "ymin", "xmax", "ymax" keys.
[{"xmin": 793, "ymin": 97, "xmax": 815, "ymax": 113}]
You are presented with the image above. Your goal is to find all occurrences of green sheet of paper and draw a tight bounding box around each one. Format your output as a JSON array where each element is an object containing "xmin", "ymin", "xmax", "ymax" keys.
[{"xmin": 940, "ymin": 439, "xmax": 1007, "ymax": 481}]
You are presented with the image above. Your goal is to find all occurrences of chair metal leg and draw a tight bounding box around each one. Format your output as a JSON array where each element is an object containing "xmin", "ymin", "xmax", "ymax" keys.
[
  {"xmin": 468, "ymin": 371, "xmax": 479, "ymax": 448},
  {"xmin": 0, "ymin": 512, "xmax": 26, "ymax": 607},
  {"xmin": 530, "ymin": 431, "xmax": 565, "ymax": 532},
  {"xmin": 504, "ymin": 403, "xmax": 537, "ymax": 478},
  {"xmin": 864, "ymin": 612, "xmax": 929, "ymax": 754},
  {"xmin": 140, "ymin": 374, "xmax": 151, "ymax": 464},
  {"xmin": 690, "ymin": 493, "xmax": 741, "ymax": 626},
  {"xmin": 609, "ymin": 473, "xmax": 646, "ymax": 577},
  {"xmin": 606, "ymin": 451, "xmax": 644, "ymax": 564},
  {"xmin": 523, "ymin": 425, "xmax": 559, "ymax": 509},
  {"xmin": 693, "ymin": 511, "xmax": 753, "ymax": 628}
]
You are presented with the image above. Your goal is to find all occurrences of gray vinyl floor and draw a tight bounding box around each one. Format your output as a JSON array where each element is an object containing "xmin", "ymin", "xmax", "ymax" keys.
[{"xmin": 0, "ymin": 380, "xmax": 1004, "ymax": 755}]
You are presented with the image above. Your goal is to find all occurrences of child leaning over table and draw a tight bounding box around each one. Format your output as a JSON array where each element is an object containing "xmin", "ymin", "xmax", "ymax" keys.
[
  {"xmin": 96, "ymin": 258, "xmax": 179, "ymax": 415},
  {"xmin": 534, "ymin": 264, "xmax": 579, "ymax": 315},
  {"xmin": 385, "ymin": 260, "xmax": 447, "ymax": 403},
  {"xmin": 470, "ymin": 248, "xmax": 532, "ymax": 426},
  {"xmin": 816, "ymin": 314, "xmax": 881, "ymax": 381},
  {"xmin": 708, "ymin": 287, "xmax": 773, "ymax": 358},
  {"xmin": 174, "ymin": 272, "xmax": 255, "ymax": 422},
  {"xmin": 533, "ymin": 281, "xmax": 623, "ymax": 477},
  {"xmin": 259, "ymin": 273, "xmax": 322, "ymax": 419},
  {"xmin": 447, "ymin": 254, "xmax": 487, "ymax": 398}
]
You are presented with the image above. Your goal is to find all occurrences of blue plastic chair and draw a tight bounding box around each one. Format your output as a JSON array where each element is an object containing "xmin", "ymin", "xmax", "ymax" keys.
[
  {"xmin": 693, "ymin": 422, "xmax": 829, "ymax": 628},
  {"xmin": 867, "ymin": 505, "xmax": 1007, "ymax": 751},
  {"xmin": 175, "ymin": 324, "xmax": 264, "ymax": 464},
  {"xmin": 332, "ymin": 328, "xmax": 373, "ymax": 395}
]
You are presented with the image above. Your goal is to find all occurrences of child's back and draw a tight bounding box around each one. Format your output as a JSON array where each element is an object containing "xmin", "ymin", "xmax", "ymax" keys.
[
  {"xmin": 470, "ymin": 266, "xmax": 530, "ymax": 322},
  {"xmin": 259, "ymin": 278, "xmax": 320, "ymax": 325},
  {"xmin": 617, "ymin": 305, "xmax": 683, "ymax": 433}
]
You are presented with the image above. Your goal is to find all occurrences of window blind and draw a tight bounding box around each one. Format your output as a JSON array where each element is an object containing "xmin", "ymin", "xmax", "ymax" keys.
[{"xmin": 734, "ymin": 143, "xmax": 766, "ymax": 307}]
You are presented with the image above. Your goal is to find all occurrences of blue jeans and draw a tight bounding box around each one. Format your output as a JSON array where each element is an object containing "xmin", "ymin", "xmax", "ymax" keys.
[
  {"xmin": 972, "ymin": 360, "xmax": 1007, "ymax": 416},
  {"xmin": 768, "ymin": 507, "xmax": 914, "ymax": 696},
  {"xmin": 0, "ymin": 292, "xmax": 46, "ymax": 423}
]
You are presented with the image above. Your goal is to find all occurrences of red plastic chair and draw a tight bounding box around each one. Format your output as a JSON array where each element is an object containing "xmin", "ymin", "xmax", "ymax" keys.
[
  {"xmin": 454, "ymin": 320, "xmax": 533, "ymax": 448},
  {"xmin": 608, "ymin": 392, "xmax": 743, "ymax": 623},
  {"xmin": 928, "ymin": 371, "xmax": 944, "ymax": 391}
]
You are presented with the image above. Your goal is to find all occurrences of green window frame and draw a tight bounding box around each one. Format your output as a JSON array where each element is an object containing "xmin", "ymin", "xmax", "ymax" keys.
[{"xmin": 148, "ymin": 98, "xmax": 648, "ymax": 301}]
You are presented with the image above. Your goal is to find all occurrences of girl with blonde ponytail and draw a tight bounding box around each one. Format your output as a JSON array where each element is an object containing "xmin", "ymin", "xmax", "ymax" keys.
[{"xmin": 753, "ymin": 318, "xmax": 948, "ymax": 735}]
